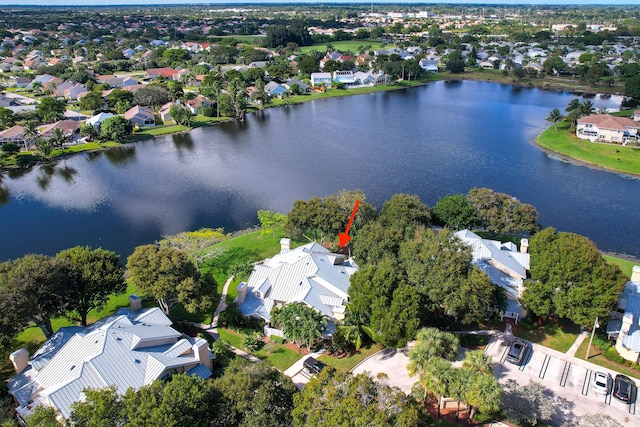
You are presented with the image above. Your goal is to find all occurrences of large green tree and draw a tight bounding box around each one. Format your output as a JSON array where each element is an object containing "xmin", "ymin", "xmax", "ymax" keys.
[
  {"xmin": 126, "ymin": 245, "xmax": 215, "ymax": 316},
  {"xmin": 0, "ymin": 254, "xmax": 75, "ymax": 340},
  {"xmin": 99, "ymin": 116, "xmax": 133, "ymax": 142},
  {"xmin": 292, "ymin": 368, "xmax": 430, "ymax": 427},
  {"xmin": 432, "ymin": 194, "xmax": 477, "ymax": 230},
  {"xmin": 37, "ymin": 97, "xmax": 67, "ymax": 123},
  {"xmin": 467, "ymin": 187, "xmax": 539, "ymax": 236},
  {"xmin": 56, "ymin": 246, "xmax": 125, "ymax": 326},
  {"xmin": 521, "ymin": 227, "xmax": 627, "ymax": 326},
  {"xmin": 212, "ymin": 358, "xmax": 298, "ymax": 427},
  {"xmin": 378, "ymin": 193, "xmax": 431, "ymax": 235},
  {"xmin": 257, "ymin": 209, "xmax": 287, "ymax": 239}
]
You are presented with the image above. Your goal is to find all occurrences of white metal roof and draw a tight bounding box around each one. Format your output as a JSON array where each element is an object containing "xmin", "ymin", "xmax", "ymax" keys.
[
  {"xmin": 239, "ymin": 242, "xmax": 357, "ymax": 322},
  {"xmin": 7, "ymin": 308, "xmax": 212, "ymax": 419}
]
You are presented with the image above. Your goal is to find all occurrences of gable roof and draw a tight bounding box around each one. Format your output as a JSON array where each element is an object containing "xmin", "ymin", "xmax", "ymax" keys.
[
  {"xmin": 454, "ymin": 230, "xmax": 529, "ymax": 279},
  {"xmin": 239, "ymin": 242, "xmax": 358, "ymax": 322},
  {"xmin": 577, "ymin": 114, "xmax": 640, "ymax": 131},
  {"xmin": 8, "ymin": 308, "xmax": 212, "ymax": 420}
]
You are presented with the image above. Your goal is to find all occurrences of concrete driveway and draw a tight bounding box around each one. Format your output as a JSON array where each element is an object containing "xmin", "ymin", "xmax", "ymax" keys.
[{"xmin": 351, "ymin": 347, "xmax": 416, "ymax": 394}]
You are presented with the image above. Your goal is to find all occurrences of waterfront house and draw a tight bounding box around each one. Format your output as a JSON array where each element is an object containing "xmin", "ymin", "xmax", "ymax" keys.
[
  {"xmin": 124, "ymin": 105, "xmax": 156, "ymax": 127},
  {"xmin": 576, "ymin": 114, "xmax": 640, "ymax": 144},
  {"xmin": 310, "ymin": 72, "xmax": 332, "ymax": 88},
  {"xmin": 454, "ymin": 230, "xmax": 530, "ymax": 323},
  {"xmin": 159, "ymin": 102, "xmax": 176, "ymax": 124},
  {"xmin": 7, "ymin": 304, "xmax": 213, "ymax": 421},
  {"xmin": 333, "ymin": 70, "xmax": 356, "ymax": 86},
  {"xmin": 264, "ymin": 81, "xmax": 287, "ymax": 98},
  {"xmin": 419, "ymin": 59, "xmax": 439, "ymax": 73},
  {"xmin": 0, "ymin": 125, "xmax": 29, "ymax": 150},
  {"xmin": 85, "ymin": 112, "xmax": 115, "ymax": 129},
  {"xmin": 237, "ymin": 239, "xmax": 358, "ymax": 336},
  {"xmin": 283, "ymin": 79, "xmax": 311, "ymax": 93},
  {"xmin": 38, "ymin": 120, "xmax": 81, "ymax": 143},
  {"xmin": 184, "ymin": 95, "xmax": 212, "ymax": 115}
]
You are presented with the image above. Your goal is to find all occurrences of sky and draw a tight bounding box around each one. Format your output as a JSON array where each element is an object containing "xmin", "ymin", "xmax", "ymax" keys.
[{"xmin": 0, "ymin": 0, "xmax": 638, "ymax": 6}]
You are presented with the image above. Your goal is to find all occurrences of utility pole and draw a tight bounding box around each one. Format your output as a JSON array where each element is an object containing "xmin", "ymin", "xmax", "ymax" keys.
[{"xmin": 585, "ymin": 317, "xmax": 600, "ymax": 359}]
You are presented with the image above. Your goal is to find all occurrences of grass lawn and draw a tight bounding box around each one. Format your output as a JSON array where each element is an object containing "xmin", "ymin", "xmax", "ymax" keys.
[
  {"xmin": 576, "ymin": 338, "xmax": 640, "ymax": 381},
  {"xmin": 217, "ymin": 327, "xmax": 302, "ymax": 370},
  {"xmin": 317, "ymin": 343, "xmax": 384, "ymax": 372},
  {"xmin": 298, "ymin": 40, "xmax": 388, "ymax": 54},
  {"xmin": 512, "ymin": 318, "xmax": 580, "ymax": 353},
  {"xmin": 200, "ymin": 230, "xmax": 292, "ymax": 295},
  {"xmin": 604, "ymin": 255, "xmax": 638, "ymax": 279},
  {"xmin": 536, "ymin": 121, "xmax": 640, "ymax": 176}
]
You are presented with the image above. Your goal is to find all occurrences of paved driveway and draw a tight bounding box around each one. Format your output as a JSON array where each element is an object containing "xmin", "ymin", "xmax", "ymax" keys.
[
  {"xmin": 485, "ymin": 335, "xmax": 639, "ymax": 426},
  {"xmin": 352, "ymin": 335, "xmax": 640, "ymax": 426}
]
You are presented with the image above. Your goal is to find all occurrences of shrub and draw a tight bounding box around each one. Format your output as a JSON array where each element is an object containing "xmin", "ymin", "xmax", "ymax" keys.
[
  {"xmin": 592, "ymin": 334, "xmax": 612, "ymax": 351},
  {"xmin": 200, "ymin": 106, "xmax": 215, "ymax": 117},
  {"xmin": 243, "ymin": 333, "xmax": 264, "ymax": 353},
  {"xmin": 270, "ymin": 335, "xmax": 285, "ymax": 344},
  {"xmin": 603, "ymin": 347, "xmax": 625, "ymax": 364}
]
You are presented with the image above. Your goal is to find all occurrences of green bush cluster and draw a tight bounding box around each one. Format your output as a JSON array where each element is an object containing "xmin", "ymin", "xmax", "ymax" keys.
[
  {"xmin": 603, "ymin": 347, "xmax": 626, "ymax": 364},
  {"xmin": 269, "ymin": 335, "xmax": 285, "ymax": 344}
]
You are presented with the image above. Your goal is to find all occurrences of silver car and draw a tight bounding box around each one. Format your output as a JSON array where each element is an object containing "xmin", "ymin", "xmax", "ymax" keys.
[{"xmin": 592, "ymin": 371, "xmax": 612, "ymax": 395}]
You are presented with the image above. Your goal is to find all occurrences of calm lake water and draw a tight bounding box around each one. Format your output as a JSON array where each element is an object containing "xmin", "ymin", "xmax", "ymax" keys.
[{"xmin": 0, "ymin": 81, "xmax": 636, "ymax": 261}]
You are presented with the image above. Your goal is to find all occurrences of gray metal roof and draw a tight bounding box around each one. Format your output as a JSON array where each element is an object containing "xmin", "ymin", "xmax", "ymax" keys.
[
  {"xmin": 7, "ymin": 308, "xmax": 212, "ymax": 419},
  {"xmin": 239, "ymin": 242, "xmax": 357, "ymax": 323}
]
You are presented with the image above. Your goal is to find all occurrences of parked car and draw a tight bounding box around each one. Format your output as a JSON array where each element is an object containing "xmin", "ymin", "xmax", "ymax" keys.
[
  {"xmin": 593, "ymin": 371, "xmax": 612, "ymax": 395},
  {"xmin": 303, "ymin": 356, "xmax": 326, "ymax": 375},
  {"xmin": 506, "ymin": 340, "xmax": 528, "ymax": 365},
  {"xmin": 613, "ymin": 374, "xmax": 635, "ymax": 403}
]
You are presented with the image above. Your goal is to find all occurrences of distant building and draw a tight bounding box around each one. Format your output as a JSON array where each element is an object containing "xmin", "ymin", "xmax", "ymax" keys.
[{"xmin": 576, "ymin": 114, "xmax": 640, "ymax": 144}]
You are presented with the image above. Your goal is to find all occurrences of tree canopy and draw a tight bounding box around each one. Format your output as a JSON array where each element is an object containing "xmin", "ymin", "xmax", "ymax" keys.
[
  {"xmin": 126, "ymin": 245, "xmax": 215, "ymax": 316},
  {"xmin": 521, "ymin": 227, "xmax": 627, "ymax": 326},
  {"xmin": 292, "ymin": 368, "xmax": 430, "ymax": 427},
  {"xmin": 467, "ymin": 187, "xmax": 539, "ymax": 235}
]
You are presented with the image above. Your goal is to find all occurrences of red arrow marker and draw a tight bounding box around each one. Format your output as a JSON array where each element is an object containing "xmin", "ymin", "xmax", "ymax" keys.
[{"xmin": 338, "ymin": 200, "xmax": 360, "ymax": 248}]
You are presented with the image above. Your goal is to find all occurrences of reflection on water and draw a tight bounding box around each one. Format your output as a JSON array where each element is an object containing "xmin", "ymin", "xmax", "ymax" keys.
[
  {"xmin": 104, "ymin": 145, "xmax": 137, "ymax": 166},
  {"xmin": 0, "ymin": 81, "xmax": 636, "ymax": 261}
]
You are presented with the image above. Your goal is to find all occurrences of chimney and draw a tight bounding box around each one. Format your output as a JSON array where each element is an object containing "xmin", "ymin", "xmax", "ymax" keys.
[
  {"xmin": 632, "ymin": 266, "xmax": 640, "ymax": 283},
  {"xmin": 9, "ymin": 348, "xmax": 29, "ymax": 374},
  {"xmin": 520, "ymin": 238, "xmax": 529, "ymax": 253},
  {"xmin": 280, "ymin": 238, "xmax": 291, "ymax": 253},
  {"xmin": 129, "ymin": 294, "xmax": 142, "ymax": 312},
  {"xmin": 236, "ymin": 282, "xmax": 248, "ymax": 304},
  {"xmin": 193, "ymin": 339, "xmax": 212, "ymax": 370}
]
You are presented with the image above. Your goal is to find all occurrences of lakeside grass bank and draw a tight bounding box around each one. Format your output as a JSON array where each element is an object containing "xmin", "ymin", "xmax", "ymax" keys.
[{"xmin": 536, "ymin": 121, "xmax": 640, "ymax": 177}]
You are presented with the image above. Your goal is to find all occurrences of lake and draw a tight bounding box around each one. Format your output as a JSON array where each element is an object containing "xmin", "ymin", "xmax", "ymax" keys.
[{"xmin": 0, "ymin": 80, "xmax": 636, "ymax": 261}]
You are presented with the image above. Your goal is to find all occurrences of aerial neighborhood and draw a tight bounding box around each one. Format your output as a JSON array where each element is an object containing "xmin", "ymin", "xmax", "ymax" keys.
[{"xmin": 1, "ymin": 3, "xmax": 640, "ymax": 427}]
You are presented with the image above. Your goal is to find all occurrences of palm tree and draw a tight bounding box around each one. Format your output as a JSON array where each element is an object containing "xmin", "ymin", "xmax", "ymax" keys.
[
  {"xmin": 417, "ymin": 358, "xmax": 454, "ymax": 418},
  {"xmin": 334, "ymin": 324, "xmax": 375, "ymax": 351},
  {"xmin": 35, "ymin": 138, "xmax": 53, "ymax": 159},
  {"xmin": 546, "ymin": 108, "xmax": 564, "ymax": 130},
  {"xmin": 462, "ymin": 349, "xmax": 493, "ymax": 375},
  {"xmin": 597, "ymin": 107, "xmax": 609, "ymax": 115},
  {"xmin": 580, "ymin": 100, "xmax": 596, "ymax": 117},
  {"xmin": 408, "ymin": 327, "xmax": 459, "ymax": 374},
  {"xmin": 22, "ymin": 121, "xmax": 40, "ymax": 151},
  {"xmin": 252, "ymin": 79, "xmax": 270, "ymax": 110},
  {"xmin": 228, "ymin": 78, "xmax": 248, "ymax": 121},
  {"xmin": 49, "ymin": 128, "xmax": 69, "ymax": 150},
  {"xmin": 464, "ymin": 373, "xmax": 502, "ymax": 423},
  {"xmin": 565, "ymin": 98, "xmax": 581, "ymax": 112}
]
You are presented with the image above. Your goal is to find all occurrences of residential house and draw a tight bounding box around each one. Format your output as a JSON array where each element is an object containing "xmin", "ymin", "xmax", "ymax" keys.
[
  {"xmin": 159, "ymin": 102, "xmax": 176, "ymax": 124},
  {"xmin": 283, "ymin": 79, "xmax": 311, "ymax": 93},
  {"xmin": 7, "ymin": 304, "xmax": 213, "ymax": 421},
  {"xmin": 310, "ymin": 72, "xmax": 332, "ymax": 88},
  {"xmin": 237, "ymin": 239, "xmax": 358, "ymax": 335},
  {"xmin": 184, "ymin": 95, "xmax": 212, "ymax": 115},
  {"xmin": 264, "ymin": 81, "xmax": 287, "ymax": 98},
  {"xmin": 181, "ymin": 42, "xmax": 211, "ymax": 53},
  {"xmin": 145, "ymin": 67, "xmax": 180, "ymax": 81},
  {"xmin": 28, "ymin": 74, "xmax": 64, "ymax": 92},
  {"xmin": 124, "ymin": 105, "xmax": 156, "ymax": 127},
  {"xmin": 333, "ymin": 70, "xmax": 356, "ymax": 86},
  {"xmin": 38, "ymin": 120, "xmax": 82, "ymax": 144},
  {"xmin": 0, "ymin": 125, "xmax": 29, "ymax": 150},
  {"xmin": 55, "ymin": 81, "xmax": 87, "ymax": 100},
  {"xmin": 96, "ymin": 75, "xmax": 140, "ymax": 88},
  {"xmin": 15, "ymin": 77, "xmax": 31, "ymax": 88},
  {"xmin": 419, "ymin": 59, "xmax": 439, "ymax": 73},
  {"xmin": 633, "ymin": 110, "xmax": 640, "ymax": 122},
  {"xmin": 454, "ymin": 230, "xmax": 530, "ymax": 323},
  {"xmin": 606, "ymin": 266, "xmax": 640, "ymax": 363},
  {"xmin": 85, "ymin": 112, "xmax": 115, "ymax": 128},
  {"xmin": 576, "ymin": 114, "xmax": 640, "ymax": 144}
]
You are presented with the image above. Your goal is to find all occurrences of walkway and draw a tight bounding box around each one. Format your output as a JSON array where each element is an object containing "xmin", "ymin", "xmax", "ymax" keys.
[
  {"xmin": 191, "ymin": 275, "xmax": 261, "ymax": 363},
  {"xmin": 566, "ymin": 330, "xmax": 589, "ymax": 357}
]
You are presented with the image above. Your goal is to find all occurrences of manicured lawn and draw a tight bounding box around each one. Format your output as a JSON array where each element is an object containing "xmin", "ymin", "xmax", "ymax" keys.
[
  {"xmin": 254, "ymin": 342, "xmax": 302, "ymax": 371},
  {"xmin": 576, "ymin": 338, "xmax": 640, "ymax": 381},
  {"xmin": 298, "ymin": 40, "xmax": 388, "ymax": 54},
  {"xmin": 512, "ymin": 318, "xmax": 580, "ymax": 353},
  {"xmin": 200, "ymin": 230, "xmax": 290, "ymax": 294},
  {"xmin": 217, "ymin": 327, "xmax": 245, "ymax": 349},
  {"xmin": 604, "ymin": 255, "xmax": 638, "ymax": 279},
  {"xmin": 536, "ymin": 121, "xmax": 640, "ymax": 176},
  {"xmin": 318, "ymin": 343, "xmax": 384, "ymax": 372}
]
